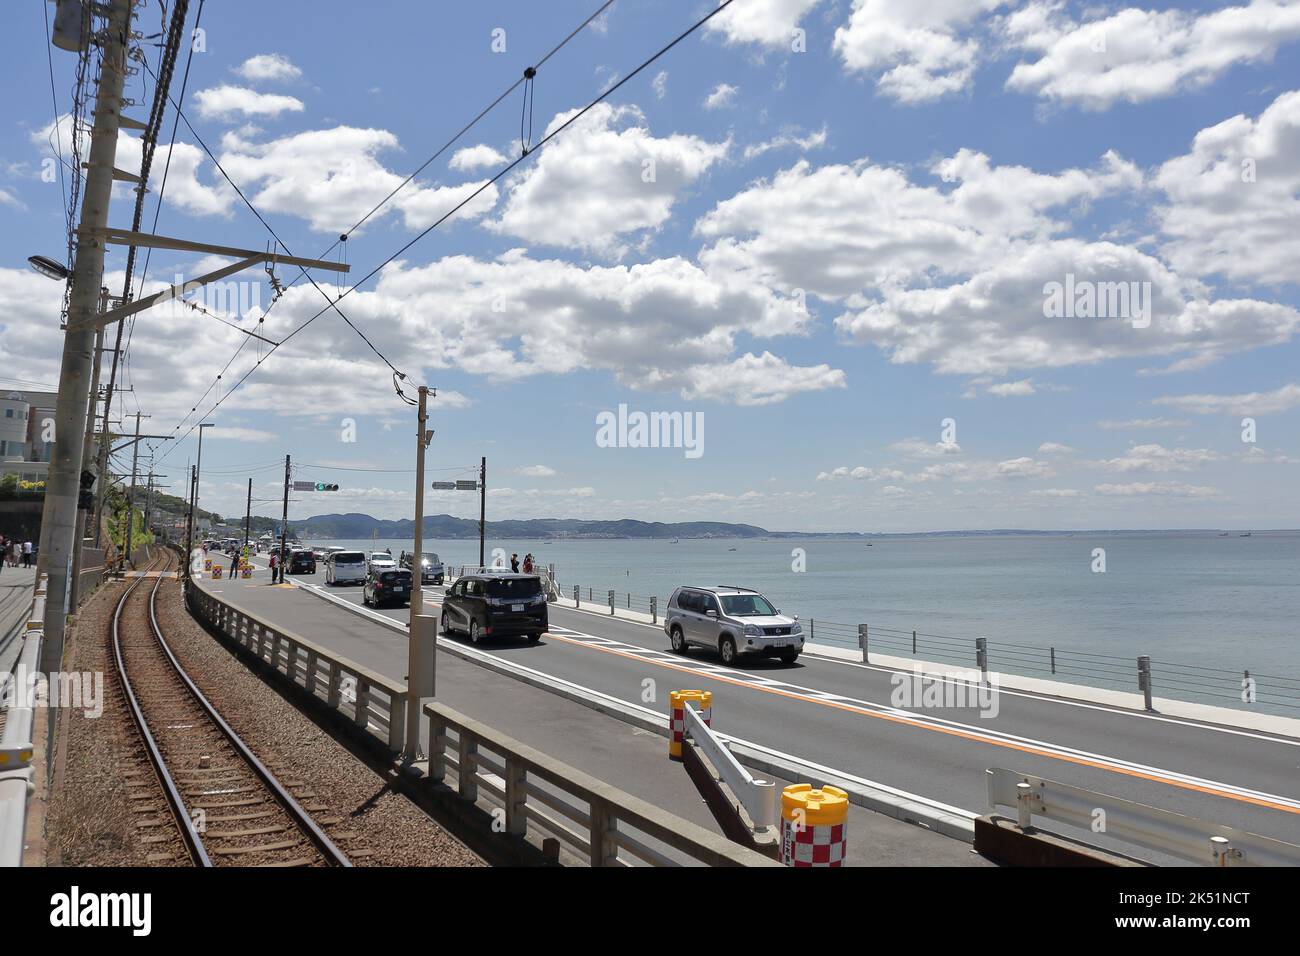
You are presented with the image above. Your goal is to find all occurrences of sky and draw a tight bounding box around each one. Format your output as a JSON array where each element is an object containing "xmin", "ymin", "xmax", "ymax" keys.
[{"xmin": 2, "ymin": 0, "xmax": 1299, "ymax": 532}]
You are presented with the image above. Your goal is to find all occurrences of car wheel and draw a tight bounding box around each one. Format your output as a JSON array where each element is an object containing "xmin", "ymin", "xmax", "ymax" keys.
[
  {"xmin": 779, "ymin": 651, "xmax": 799, "ymax": 665},
  {"xmin": 470, "ymin": 619, "xmax": 482, "ymax": 644},
  {"xmin": 719, "ymin": 635, "xmax": 737, "ymax": 665},
  {"xmin": 527, "ymin": 633, "xmax": 541, "ymax": 643},
  {"xmin": 670, "ymin": 626, "xmax": 688, "ymax": 655},
  {"xmin": 440, "ymin": 610, "xmax": 453, "ymax": 635}
]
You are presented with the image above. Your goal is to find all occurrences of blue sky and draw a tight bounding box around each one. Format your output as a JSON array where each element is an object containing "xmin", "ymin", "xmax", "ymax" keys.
[{"xmin": 3, "ymin": 0, "xmax": 1299, "ymax": 531}]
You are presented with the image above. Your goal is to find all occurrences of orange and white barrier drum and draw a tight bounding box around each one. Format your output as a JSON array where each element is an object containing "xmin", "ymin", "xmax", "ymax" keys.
[
  {"xmin": 211, "ymin": 565, "xmax": 223, "ymax": 579},
  {"xmin": 780, "ymin": 784, "xmax": 848, "ymax": 867},
  {"xmin": 668, "ymin": 689, "xmax": 712, "ymax": 759},
  {"xmin": 203, "ymin": 558, "xmax": 212, "ymax": 572},
  {"xmin": 241, "ymin": 567, "xmax": 252, "ymax": 579}
]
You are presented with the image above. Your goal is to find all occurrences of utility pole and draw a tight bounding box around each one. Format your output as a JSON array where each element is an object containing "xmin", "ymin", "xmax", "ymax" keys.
[
  {"xmin": 123, "ymin": 411, "xmax": 145, "ymax": 567},
  {"xmin": 278, "ymin": 455, "xmax": 290, "ymax": 582},
  {"xmin": 67, "ymin": 289, "xmax": 109, "ymax": 611},
  {"xmin": 39, "ymin": 0, "xmax": 133, "ymax": 671},
  {"xmin": 478, "ymin": 456, "xmax": 487, "ymax": 568},
  {"xmin": 142, "ymin": 472, "xmax": 161, "ymax": 534},
  {"xmin": 183, "ymin": 465, "xmax": 196, "ymax": 582},
  {"xmin": 406, "ymin": 386, "xmax": 436, "ymax": 758},
  {"xmin": 243, "ymin": 477, "xmax": 252, "ymax": 549}
]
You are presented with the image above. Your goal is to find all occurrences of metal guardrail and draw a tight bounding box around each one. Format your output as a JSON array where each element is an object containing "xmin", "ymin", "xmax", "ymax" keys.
[
  {"xmin": 0, "ymin": 582, "xmax": 44, "ymax": 868},
  {"xmin": 187, "ymin": 586, "xmax": 409, "ymax": 753},
  {"xmin": 681, "ymin": 701, "xmax": 776, "ymax": 829},
  {"xmin": 986, "ymin": 767, "xmax": 1300, "ymax": 867},
  {"xmin": 424, "ymin": 701, "xmax": 779, "ymax": 867}
]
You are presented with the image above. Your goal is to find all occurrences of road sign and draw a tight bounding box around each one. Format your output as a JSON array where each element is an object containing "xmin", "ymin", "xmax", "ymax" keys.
[
  {"xmin": 430, "ymin": 481, "xmax": 456, "ymax": 490},
  {"xmin": 292, "ymin": 481, "xmax": 315, "ymax": 491},
  {"xmin": 455, "ymin": 480, "xmax": 479, "ymax": 490}
]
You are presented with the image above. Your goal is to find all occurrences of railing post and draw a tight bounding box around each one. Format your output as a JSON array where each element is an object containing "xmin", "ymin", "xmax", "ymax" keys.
[
  {"xmin": 458, "ymin": 732, "xmax": 478, "ymax": 802},
  {"xmin": 428, "ymin": 710, "xmax": 447, "ymax": 785},
  {"xmin": 1050, "ymin": 647, "xmax": 1056, "ymax": 675},
  {"xmin": 354, "ymin": 678, "xmax": 371, "ymax": 729},
  {"xmin": 574, "ymin": 584, "xmax": 580, "ymax": 608},
  {"xmin": 1138, "ymin": 656, "xmax": 1153, "ymax": 711},
  {"xmin": 976, "ymin": 637, "xmax": 988, "ymax": 681},
  {"xmin": 912, "ymin": 629, "xmax": 917, "ymax": 655},
  {"xmin": 650, "ymin": 596, "xmax": 657, "ymax": 624},
  {"xmin": 808, "ymin": 617, "xmax": 814, "ymax": 642},
  {"xmin": 327, "ymin": 661, "xmax": 341, "ymax": 709},
  {"xmin": 305, "ymin": 650, "xmax": 319, "ymax": 696},
  {"xmin": 387, "ymin": 693, "xmax": 406, "ymax": 752},
  {"xmin": 504, "ymin": 755, "xmax": 527, "ymax": 837},
  {"xmin": 608, "ymin": 589, "xmax": 615, "ymax": 615},
  {"xmin": 589, "ymin": 798, "xmax": 618, "ymax": 866},
  {"xmin": 858, "ymin": 623, "xmax": 868, "ymax": 663}
]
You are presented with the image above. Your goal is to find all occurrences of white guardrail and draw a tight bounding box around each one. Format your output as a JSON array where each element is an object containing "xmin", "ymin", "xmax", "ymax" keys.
[
  {"xmin": 987, "ymin": 767, "xmax": 1300, "ymax": 867},
  {"xmin": 0, "ymin": 583, "xmax": 44, "ymax": 868},
  {"xmin": 681, "ymin": 701, "xmax": 777, "ymax": 829}
]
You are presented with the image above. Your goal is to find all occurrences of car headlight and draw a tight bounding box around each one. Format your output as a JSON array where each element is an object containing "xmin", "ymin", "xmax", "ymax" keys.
[
  {"xmin": 790, "ymin": 622, "xmax": 802, "ymax": 634},
  {"xmin": 743, "ymin": 624, "xmax": 762, "ymax": 637}
]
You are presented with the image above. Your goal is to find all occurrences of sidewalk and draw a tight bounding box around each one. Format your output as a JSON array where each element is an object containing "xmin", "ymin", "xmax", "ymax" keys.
[
  {"xmin": 199, "ymin": 573, "xmax": 989, "ymax": 866},
  {"xmin": 0, "ymin": 567, "xmax": 36, "ymax": 674}
]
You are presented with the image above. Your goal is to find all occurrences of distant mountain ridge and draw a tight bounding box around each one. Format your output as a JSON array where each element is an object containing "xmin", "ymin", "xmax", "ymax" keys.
[{"xmin": 290, "ymin": 513, "xmax": 850, "ymax": 540}]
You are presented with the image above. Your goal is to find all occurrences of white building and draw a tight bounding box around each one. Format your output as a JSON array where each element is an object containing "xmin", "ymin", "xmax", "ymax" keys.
[{"xmin": 1, "ymin": 390, "xmax": 57, "ymax": 484}]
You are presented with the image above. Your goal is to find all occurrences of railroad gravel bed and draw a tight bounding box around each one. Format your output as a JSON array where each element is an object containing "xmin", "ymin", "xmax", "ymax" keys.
[{"xmin": 152, "ymin": 574, "xmax": 483, "ymax": 866}]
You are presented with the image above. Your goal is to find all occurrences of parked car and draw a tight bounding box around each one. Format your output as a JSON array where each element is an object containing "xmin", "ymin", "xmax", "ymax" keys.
[
  {"xmin": 440, "ymin": 572, "xmax": 547, "ymax": 644},
  {"xmin": 287, "ymin": 549, "xmax": 316, "ymax": 574},
  {"xmin": 663, "ymin": 585, "xmax": 802, "ymax": 665},
  {"xmin": 324, "ymin": 550, "xmax": 367, "ymax": 586},
  {"xmin": 364, "ymin": 567, "xmax": 412, "ymax": 608},
  {"xmin": 400, "ymin": 550, "xmax": 444, "ymax": 585}
]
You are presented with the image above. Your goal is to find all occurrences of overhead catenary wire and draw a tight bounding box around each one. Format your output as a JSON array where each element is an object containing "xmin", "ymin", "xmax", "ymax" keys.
[{"xmin": 151, "ymin": 0, "xmax": 620, "ymax": 461}]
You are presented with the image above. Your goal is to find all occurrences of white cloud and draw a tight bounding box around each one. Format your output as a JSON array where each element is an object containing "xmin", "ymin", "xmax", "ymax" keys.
[
  {"xmin": 704, "ymin": 83, "xmax": 739, "ymax": 110},
  {"xmin": 1152, "ymin": 383, "xmax": 1300, "ymax": 416},
  {"xmin": 207, "ymin": 426, "xmax": 277, "ymax": 442},
  {"xmin": 743, "ymin": 126, "xmax": 828, "ymax": 161},
  {"xmin": 705, "ymin": 0, "xmax": 822, "ymax": 48},
  {"xmin": 1094, "ymin": 443, "xmax": 1224, "ymax": 473},
  {"xmin": 1154, "ymin": 90, "xmax": 1300, "ymax": 286},
  {"xmin": 194, "ymin": 85, "xmax": 305, "ymax": 120},
  {"xmin": 1029, "ymin": 487, "xmax": 1084, "ymax": 497},
  {"xmin": 891, "ymin": 438, "xmax": 962, "ymax": 459},
  {"xmin": 234, "ymin": 54, "xmax": 303, "ymax": 83},
  {"xmin": 1094, "ymin": 481, "xmax": 1219, "ymax": 497},
  {"xmin": 517, "ymin": 465, "xmax": 557, "ymax": 477},
  {"xmin": 488, "ymin": 104, "xmax": 727, "ymax": 257},
  {"xmin": 652, "ymin": 71, "xmax": 668, "ymax": 100},
  {"xmin": 834, "ymin": 0, "xmax": 1009, "ymax": 103},
  {"xmin": 987, "ymin": 378, "xmax": 1037, "ymax": 396},
  {"xmin": 1097, "ymin": 417, "xmax": 1190, "ymax": 429},
  {"xmin": 0, "ymin": 188, "xmax": 23, "ymax": 209},
  {"xmin": 449, "ymin": 144, "xmax": 507, "ymax": 172},
  {"xmin": 1006, "ymin": 1, "xmax": 1300, "ymax": 110},
  {"xmin": 1037, "ymin": 442, "xmax": 1075, "ymax": 455}
]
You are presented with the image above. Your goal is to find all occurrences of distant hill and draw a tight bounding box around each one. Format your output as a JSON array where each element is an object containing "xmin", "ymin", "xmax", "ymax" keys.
[{"xmin": 288, "ymin": 513, "xmax": 856, "ymax": 540}]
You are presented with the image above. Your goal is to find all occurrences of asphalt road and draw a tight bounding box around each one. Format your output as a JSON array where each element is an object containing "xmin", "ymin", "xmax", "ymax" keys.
[{"xmin": 222, "ymin": 562, "xmax": 1300, "ymax": 859}]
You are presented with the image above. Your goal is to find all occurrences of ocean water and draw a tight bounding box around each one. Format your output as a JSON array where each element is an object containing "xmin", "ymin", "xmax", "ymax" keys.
[{"xmin": 315, "ymin": 532, "xmax": 1300, "ymax": 714}]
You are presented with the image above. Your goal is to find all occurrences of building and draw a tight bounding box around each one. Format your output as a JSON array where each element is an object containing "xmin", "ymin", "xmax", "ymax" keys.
[{"xmin": 1, "ymin": 390, "xmax": 58, "ymax": 484}]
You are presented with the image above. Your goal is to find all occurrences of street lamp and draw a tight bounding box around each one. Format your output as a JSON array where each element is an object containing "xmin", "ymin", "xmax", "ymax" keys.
[{"xmin": 28, "ymin": 254, "xmax": 70, "ymax": 281}]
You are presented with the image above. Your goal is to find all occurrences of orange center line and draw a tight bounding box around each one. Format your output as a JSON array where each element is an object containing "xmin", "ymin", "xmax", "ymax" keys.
[{"xmin": 543, "ymin": 632, "xmax": 1300, "ymax": 816}]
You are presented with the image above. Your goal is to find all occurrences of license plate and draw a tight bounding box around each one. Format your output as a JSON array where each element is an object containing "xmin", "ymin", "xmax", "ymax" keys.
[
  {"xmin": 394, "ymin": 587, "xmax": 406, "ymax": 593},
  {"xmin": 512, "ymin": 604, "xmax": 524, "ymax": 612}
]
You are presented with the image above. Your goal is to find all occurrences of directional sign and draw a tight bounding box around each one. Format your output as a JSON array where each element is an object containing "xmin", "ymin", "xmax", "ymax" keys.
[
  {"xmin": 430, "ymin": 481, "xmax": 457, "ymax": 490},
  {"xmin": 292, "ymin": 481, "xmax": 315, "ymax": 491},
  {"xmin": 455, "ymin": 480, "xmax": 479, "ymax": 490}
]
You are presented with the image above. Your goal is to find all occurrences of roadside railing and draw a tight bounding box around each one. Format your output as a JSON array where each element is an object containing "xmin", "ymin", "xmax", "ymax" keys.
[
  {"xmin": 187, "ymin": 586, "xmax": 409, "ymax": 753},
  {"xmin": 986, "ymin": 767, "xmax": 1300, "ymax": 866},
  {"xmin": 424, "ymin": 701, "xmax": 779, "ymax": 867},
  {"xmin": 0, "ymin": 579, "xmax": 44, "ymax": 868}
]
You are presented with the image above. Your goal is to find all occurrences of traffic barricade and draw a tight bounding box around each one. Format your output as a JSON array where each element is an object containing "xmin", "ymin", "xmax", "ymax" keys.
[
  {"xmin": 669, "ymin": 689, "xmax": 711, "ymax": 759},
  {"xmin": 780, "ymin": 783, "xmax": 848, "ymax": 867}
]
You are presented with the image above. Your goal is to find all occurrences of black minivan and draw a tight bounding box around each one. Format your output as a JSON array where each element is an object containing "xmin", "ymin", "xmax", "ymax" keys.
[
  {"xmin": 363, "ymin": 567, "xmax": 412, "ymax": 608},
  {"xmin": 440, "ymin": 572, "xmax": 547, "ymax": 643}
]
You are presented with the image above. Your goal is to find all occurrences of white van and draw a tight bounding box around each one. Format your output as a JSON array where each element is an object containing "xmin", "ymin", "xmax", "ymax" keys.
[{"xmin": 325, "ymin": 550, "xmax": 367, "ymax": 586}]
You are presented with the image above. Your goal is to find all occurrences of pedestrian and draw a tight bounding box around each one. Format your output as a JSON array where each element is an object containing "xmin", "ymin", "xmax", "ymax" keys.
[
  {"xmin": 0, "ymin": 535, "xmax": 5, "ymax": 576},
  {"xmin": 522, "ymin": 553, "xmax": 534, "ymax": 574},
  {"xmin": 22, "ymin": 540, "xmax": 33, "ymax": 569},
  {"xmin": 269, "ymin": 550, "xmax": 280, "ymax": 584},
  {"xmin": 230, "ymin": 550, "xmax": 239, "ymax": 581},
  {"xmin": 510, "ymin": 552, "xmax": 520, "ymax": 573}
]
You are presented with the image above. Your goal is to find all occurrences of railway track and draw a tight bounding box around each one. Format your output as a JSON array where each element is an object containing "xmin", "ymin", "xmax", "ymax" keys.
[{"xmin": 111, "ymin": 550, "xmax": 352, "ymax": 867}]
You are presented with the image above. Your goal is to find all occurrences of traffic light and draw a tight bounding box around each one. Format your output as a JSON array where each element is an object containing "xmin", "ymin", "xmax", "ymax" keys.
[
  {"xmin": 314, "ymin": 482, "xmax": 339, "ymax": 492},
  {"xmin": 78, "ymin": 469, "xmax": 96, "ymax": 510}
]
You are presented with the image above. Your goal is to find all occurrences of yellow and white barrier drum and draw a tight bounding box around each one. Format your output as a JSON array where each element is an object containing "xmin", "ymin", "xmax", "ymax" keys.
[
  {"xmin": 668, "ymin": 689, "xmax": 712, "ymax": 759},
  {"xmin": 780, "ymin": 783, "xmax": 848, "ymax": 867},
  {"xmin": 203, "ymin": 558, "xmax": 212, "ymax": 572},
  {"xmin": 211, "ymin": 565, "xmax": 223, "ymax": 579},
  {"xmin": 241, "ymin": 566, "xmax": 252, "ymax": 579}
]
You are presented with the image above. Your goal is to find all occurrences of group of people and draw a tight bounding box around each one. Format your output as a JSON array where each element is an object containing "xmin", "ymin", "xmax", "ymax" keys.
[
  {"xmin": 0, "ymin": 535, "xmax": 34, "ymax": 572},
  {"xmin": 509, "ymin": 552, "xmax": 535, "ymax": 573}
]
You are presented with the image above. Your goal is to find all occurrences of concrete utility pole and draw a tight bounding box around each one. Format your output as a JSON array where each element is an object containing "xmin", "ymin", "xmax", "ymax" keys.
[
  {"xmin": 183, "ymin": 465, "xmax": 196, "ymax": 581},
  {"xmin": 243, "ymin": 477, "xmax": 252, "ymax": 549},
  {"xmin": 123, "ymin": 411, "xmax": 145, "ymax": 566},
  {"xmin": 39, "ymin": 0, "xmax": 134, "ymax": 671},
  {"xmin": 278, "ymin": 455, "xmax": 290, "ymax": 581},
  {"xmin": 478, "ymin": 456, "xmax": 487, "ymax": 568},
  {"xmin": 406, "ymin": 386, "xmax": 436, "ymax": 758}
]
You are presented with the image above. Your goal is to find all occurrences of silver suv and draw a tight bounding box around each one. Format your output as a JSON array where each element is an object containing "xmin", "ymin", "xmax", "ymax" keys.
[{"xmin": 664, "ymin": 586, "xmax": 803, "ymax": 665}]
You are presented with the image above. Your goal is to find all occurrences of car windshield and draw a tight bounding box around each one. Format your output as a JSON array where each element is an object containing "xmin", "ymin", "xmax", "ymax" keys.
[
  {"xmin": 335, "ymin": 551, "xmax": 365, "ymax": 563},
  {"xmin": 370, "ymin": 553, "xmax": 392, "ymax": 561},
  {"xmin": 421, "ymin": 553, "xmax": 440, "ymax": 564},
  {"xmin": 720, "ymin": 594, "xmax": 778, "ymax": 617},
  {"xmin": 485, "ymin": 577, "xmax": 543, "ymax": 599}
]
